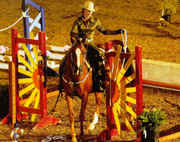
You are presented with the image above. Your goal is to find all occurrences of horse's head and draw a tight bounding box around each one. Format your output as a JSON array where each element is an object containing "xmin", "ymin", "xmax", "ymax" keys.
[{"xmin": 70, "ymin": 41, "xmax": 87, "ymax": 76}]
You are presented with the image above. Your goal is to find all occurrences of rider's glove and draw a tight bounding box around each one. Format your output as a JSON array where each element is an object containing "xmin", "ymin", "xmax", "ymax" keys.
[
  {"xmin": 116, "ymin": 29, "xmax": 125, "ymax": 34},
  {"xmin": 97, "ymin": 48, "xmax": 105, "ymax": 58}
]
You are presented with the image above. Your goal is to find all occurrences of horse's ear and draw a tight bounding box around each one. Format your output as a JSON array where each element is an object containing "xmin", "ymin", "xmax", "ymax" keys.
[{"xmin": 81, "ymin": 36, "xmax": 86, "ymax": 44}]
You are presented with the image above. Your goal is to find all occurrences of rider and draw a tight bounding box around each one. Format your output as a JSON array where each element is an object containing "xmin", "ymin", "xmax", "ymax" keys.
[{"xmin": 60, "ymin": 1, "xmax": 125, "ymax": 92}]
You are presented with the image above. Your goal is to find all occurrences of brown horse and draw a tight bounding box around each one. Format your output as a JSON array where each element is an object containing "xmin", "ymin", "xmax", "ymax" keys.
[
  {"xmin": 61, "ymin": 41, "xmax": 103, "ymax": 142},
  {"xmin": 61, "ymin": 40, "xmax": 134, "ymax": 142}
]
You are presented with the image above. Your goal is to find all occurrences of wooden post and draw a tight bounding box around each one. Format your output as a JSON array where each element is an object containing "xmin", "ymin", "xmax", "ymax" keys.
[
  {"xmin": 135, "ymin": 46, "xmax": 143, "ymax": 141},
  {"xmin": 40, "ymin": 7, "xmax": 45, "ymax": 31},
  {"xmin": 38, "ymin": 31, "xmax": 47, "ymax": 118},
  {"xmin": 22, "ymin": 0, "xmax": 46, "ymax": 71},
  {"xmin": 22, "ymin": 0, "xmax": 30, "ymax": 39},
  {"xmin": 105, "ymin": 41, "xmax": 115, "ymax": 140},
  {"xmin": 22, "ymin": 0, "xmax": 30, "ymax": 67},
  {"xmin": 9, "ymin": 62, "xmax": 17, "ymax": 133},
  {"xmin": 96, "ymin": 44, "xmax": 143, "ymax": 141},
  {"xmin": 11, "ymin": 29, "xmax": 19, "ymax": 120},
  {"xmin": 1, "ymin": 28, "xmax": 60, "ymax": 130}
]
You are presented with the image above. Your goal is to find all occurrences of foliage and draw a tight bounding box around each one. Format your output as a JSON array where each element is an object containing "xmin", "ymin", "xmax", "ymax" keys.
[
  {"xmin": 138, "ymin": 108, "xmax": 166, "ymax": 131},
  {"xmin": 156, "ymin": 0, "xmax": 179, "ymax": 15},
  {"xmin": 0, "ymin": 45, "xmax": 9, "ymax": 55}
]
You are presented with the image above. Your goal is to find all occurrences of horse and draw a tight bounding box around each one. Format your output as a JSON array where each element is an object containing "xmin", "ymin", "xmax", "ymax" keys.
[
  {"xmin": 60, "ymin": 40, "xmax": 134, "ymax": 142},
  {"xmin": 61, "ymin": 41, "xmax": 103, "ymax": 142}
]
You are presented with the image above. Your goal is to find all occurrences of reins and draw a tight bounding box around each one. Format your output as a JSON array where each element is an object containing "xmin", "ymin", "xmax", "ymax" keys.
[{"xmin": 62, "ymin": 64, "xmax": 91, "ymax": 86}]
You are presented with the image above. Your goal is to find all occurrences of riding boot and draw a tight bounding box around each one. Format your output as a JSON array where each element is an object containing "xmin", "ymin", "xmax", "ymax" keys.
[
  {"xmin": 91, "ymin": 60, "xmax": 105, "ymax": 92},
  {"xmin": 98, "ymin": 65, "xmax": 106, "ymax": 92},
  {"xmin": 86, "ymin": 43, "xmax": 106, "ymax": 92},
  {"xmin": 93, "ymin": 76, "xmax": 104, "ymax": 92}
]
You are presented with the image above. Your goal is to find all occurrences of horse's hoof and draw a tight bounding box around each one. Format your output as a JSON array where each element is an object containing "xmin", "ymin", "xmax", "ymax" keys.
[{"xmin": 87, "ymin": 123, "xmax": 95, "ymax": 130}]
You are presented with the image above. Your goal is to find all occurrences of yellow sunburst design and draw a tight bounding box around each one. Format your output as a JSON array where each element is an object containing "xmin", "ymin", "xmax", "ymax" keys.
[
  {"xmin": 110, "ymin": 46, "xmax": 137, "ymax": 137},
  {"xmin": 17, "ymin": 32, "xmax": 41, "ymax": 121}
]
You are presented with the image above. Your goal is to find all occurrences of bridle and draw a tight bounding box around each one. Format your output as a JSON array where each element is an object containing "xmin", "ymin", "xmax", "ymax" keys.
[
  {"xmin": 62, "ymin": 42, "xmax": 92, "ymax": 94},
  {"xmin": 70, "ymin": 46, "xmax": 86, "ymax": 76}
]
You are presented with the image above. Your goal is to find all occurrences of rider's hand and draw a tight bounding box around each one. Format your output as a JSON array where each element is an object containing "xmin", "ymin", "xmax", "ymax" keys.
[
  {"xmin": 116, "ymin": 29, "xmax": 125, "ymax": 34},
  {"xmin": 98, "ymin": 48, "xmax": 105, "ymax": 58}
]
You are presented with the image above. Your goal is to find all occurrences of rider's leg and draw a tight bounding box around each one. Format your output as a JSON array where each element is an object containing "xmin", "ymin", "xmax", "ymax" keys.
[{"xmin": 86, "ymin": 44, "xmax": 105, "ymax": 92}]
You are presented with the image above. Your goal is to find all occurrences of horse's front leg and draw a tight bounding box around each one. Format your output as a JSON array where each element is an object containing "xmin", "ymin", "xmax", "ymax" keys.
[
  {"xmin": 66, "ymin": 95, "xmax": 77, "ymax": 142},
  {"xmin": 87, "ymin": 92, "xmax": 103, "ymax": 130},
  {"xmin": 78, "ymin": 93, "xmax": 88, "ymax": 140}
]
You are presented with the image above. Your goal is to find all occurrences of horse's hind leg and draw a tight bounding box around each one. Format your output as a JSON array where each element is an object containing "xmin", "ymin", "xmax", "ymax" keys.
[
  {"xmin": 78, "ymin": 94, "xmax": 88, "ymax": 140},
  {"xmin": 87, "ymin": 92, "xmax": 103, "ymax": 130},
  {"xmin": 66, "ymin": 95, "xmax": 77, "ymax": 142}
]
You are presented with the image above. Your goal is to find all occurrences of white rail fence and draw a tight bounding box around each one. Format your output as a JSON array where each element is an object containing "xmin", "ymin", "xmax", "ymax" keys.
[
  {"xmin": 0, "ymin": 45, "xmax": 65, "ymax": 70},
  {"xmin": 1, "ymin": 45, "xmax": 180, "ymax": 91}
]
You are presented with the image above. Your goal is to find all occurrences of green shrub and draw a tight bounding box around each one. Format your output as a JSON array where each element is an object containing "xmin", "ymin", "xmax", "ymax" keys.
[
  {"xmin": 156, "ymin": 0, "xmax": 179, "ymax": 15},
  {"xmin": 138, "ymin": 108, "xmax": 166, "ymax": 131}
]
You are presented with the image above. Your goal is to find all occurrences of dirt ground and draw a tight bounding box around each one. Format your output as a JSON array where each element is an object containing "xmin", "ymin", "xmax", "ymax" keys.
[{"xmin": 0, "ymin": 0, "xmax": 180, "ymax": 141}]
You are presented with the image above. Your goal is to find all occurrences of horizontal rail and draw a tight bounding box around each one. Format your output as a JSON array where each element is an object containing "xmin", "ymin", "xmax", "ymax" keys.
[
  {"xmin": 160, "ymin": 18, "xmax": 180, "ymax": 32},
  {"xmin": 46, "ymin": 45, "xmax": 65, "ymax": 52},
  {"xmin": 158, "ymin": 131, "xmax": 180, "ymax": 142},
  {"xmin": 20, "ymin": 90, "xmax": 65, "ymax": 105},
  {"xmin": 26, "ymin": 0, "xmax": 41, "ymax": 11},
  {"xmin": 1, "ymin": 44, "xmax": 180, "ymax": 91},
  {"xmin": 18, "ymin": 106, "xmax": 41, "ymax": 115},
  {"xmin": 143, "ymin": 80, "xmax": 180, "ymax": 92},
  {"xmin": 105, "ymin": 52, "xmax": 132, "ymax": 59},
  {"xmin": 0, "ymin": 45, "xmax": 65, "ymax": 69},
  {"xmin": 0, "ymin": 60, "xmax": 61, "ymax": 69},
  {"xmin": 16, "ymin": 37, "xmax": 40, "ymax": 45}
]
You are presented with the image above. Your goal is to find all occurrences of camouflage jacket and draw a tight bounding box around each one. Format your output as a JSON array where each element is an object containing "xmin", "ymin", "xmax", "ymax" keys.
[{"xmin": 70, "ymin": 15, "xmax": 118, "ymax": 42}]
